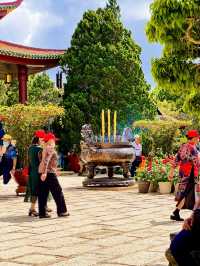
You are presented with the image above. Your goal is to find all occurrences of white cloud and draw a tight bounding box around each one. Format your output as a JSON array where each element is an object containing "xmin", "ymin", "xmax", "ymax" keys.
[
  {"xmin": 0, "ymin": 0, "xmax": 64, "ymax": 46},
  {"xmin": 120, "ymin": 0, "xmax": 152, "ymax": 21}
]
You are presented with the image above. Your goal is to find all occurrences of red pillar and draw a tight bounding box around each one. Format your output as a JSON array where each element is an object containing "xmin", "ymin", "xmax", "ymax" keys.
[{"xmin": 18, "ymin": 65, "xmax": 28, "ymax": 104}]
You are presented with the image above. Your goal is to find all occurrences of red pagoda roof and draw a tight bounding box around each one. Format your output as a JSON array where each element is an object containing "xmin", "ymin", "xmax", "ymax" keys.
[
  {"xmin": 0, "ymin": 0, "xmax": 23, "ymax": 20},
  {"xmin": 0, "ymin": 0, "xmax": 66, "ymax": 79},
  {"xmin": 0, "ymin": 41, "xmax": 66, "ymax": 78},
  {"xmin": 0, "ymin": 40, "xmax": 65, "ymax": 60}
]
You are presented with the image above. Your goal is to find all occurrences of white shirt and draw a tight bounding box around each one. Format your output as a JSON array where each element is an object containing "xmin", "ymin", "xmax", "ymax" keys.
[{"xmin": 132, "ymin": 142, "xmax": 142, "ymax": 157}]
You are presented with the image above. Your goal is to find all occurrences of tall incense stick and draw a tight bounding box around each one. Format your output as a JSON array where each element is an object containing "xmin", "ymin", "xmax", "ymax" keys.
[
  {"xmin": 108, "ymin": 109, "xmax": 111, "ymax": 143},
  {"xmin": 101, "ymin": 110, "xmax": 105, "ymax": 142},
  {"xmin": 113, "ymin": 111, "xmax": 117, "ymax": 142}
]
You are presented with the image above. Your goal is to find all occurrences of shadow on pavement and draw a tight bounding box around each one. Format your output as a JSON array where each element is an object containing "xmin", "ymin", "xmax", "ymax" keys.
[
  {"xmin": 150, "ymin": 220, "xmax": 180, "ymax": 226},
  {"xmin": 0, "ymin": 195, "xmax": 18, "ymax": 202},
  {"xmin": 0, "ymin": 214, "xmax": 58, "ymax": 224},
  {"xmin": 0, "ymin": 215, "xmax": 39, "ymax": 224}
]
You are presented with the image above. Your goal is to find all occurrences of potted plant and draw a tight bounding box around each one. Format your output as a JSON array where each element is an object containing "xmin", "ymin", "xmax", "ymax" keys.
[
  {"xmin": 136, "ymin": 168, "xmax": 151, "ymax": 193},
  {"xmin": 157, "ymin": 164, "xmax": 172, "ymax": 194},
  {"xmin": 148, "ymin": 174, "xmax": 159, "ymax": 193},
  {"xmin": 0, "ymin": 104, "xmax": 64, "ymax": 195},
  {"xmin": 145, "ymin": 157, "xmax": 158, "ymax": 192},
  {"xmin": 150, "ymin": 156, "xmax": 172, "ymax": 194}
]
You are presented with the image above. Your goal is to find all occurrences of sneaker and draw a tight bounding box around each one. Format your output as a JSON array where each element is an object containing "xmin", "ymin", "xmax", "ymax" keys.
[
  {"xmin": 170, "ymin": 214, "xmax": 184, "ymax": 221},
  {"xmin": 58, "ymin": 212, "xmax": 70, "ymax": 217}
]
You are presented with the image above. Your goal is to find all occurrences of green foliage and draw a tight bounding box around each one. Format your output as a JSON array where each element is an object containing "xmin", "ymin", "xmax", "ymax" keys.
[
  {"xmin": 0, "ymin": 73, "xmax": 61, "ymax": 106},
  {"xmin": 136, "ymin": 168, "xmax": 151, "ymax": 182},
  {"xmin": 140, "ymin": 130, "xmax": 154, "ymax": 156},
  {"xmin": 28, "ymin": 73, "xmax": 62, "ymax": 105},
  {"xmin": 134, "ymin": 119, "xmax": 191, "ymax": 155},
  {"xmin": 61, "ymin": 0, "xmax": 156, "ymax": 149},
  {"xmin": 0, "ymin": 104, "xmax": 64, "ymax": 167},
  {"xmin": 146, "ymin": 0, "xmax": 200, "ymax": 119},
  {"xmin": 0, "ymin": 80, "xmax": 18, "ymax": 106},
  {"xmin": 152, "ymin": 158, "xmax": 170, "ymax": 183}
]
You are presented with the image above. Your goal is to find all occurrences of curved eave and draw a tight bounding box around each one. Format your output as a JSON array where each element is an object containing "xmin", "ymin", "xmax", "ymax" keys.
[
  {"xmin": 0, "ymin": 0, "xmax": 23, "ymax": 10},
  {"xmin": 0, "ymin": 40, "xmax": 66, "ymax": 64},
  {"xmin": 0, "ymin": 54, "xmax": 62, "ymax": 66},
  {"xmin": 0, "ymin": 49, "xmax": 64, "ymax": 60},
  {"xmin": 0, "ymin": 0, "xmax": 23, "ymax": 19}
]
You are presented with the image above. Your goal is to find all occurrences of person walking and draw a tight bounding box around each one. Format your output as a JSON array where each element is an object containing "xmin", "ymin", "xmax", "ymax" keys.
[
  {"xmin": 169, "ymin": 130, "xmax": 200, "ymax": 221},
  {"xmin": 25, "ymin": 130, "xmax": 45, "ymax": 217},
  {"xmin": 0, "ymin": 134, "xmax": 17, "ymax": 184},
  {"xmin": 38, "ymin": 133, "xmax": 69, "ymax": 218}
]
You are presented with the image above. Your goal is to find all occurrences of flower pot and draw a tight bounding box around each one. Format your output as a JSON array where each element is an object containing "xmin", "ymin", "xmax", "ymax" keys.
[
  {"xmin": 138, "ymin": 181, "xmax": 150, "ymax": 193},
  {"xmin": 158, "ymin": 181, "xmax": 171, "ymax": 194},
  {"xmin": 14, "ymin": 168, "xmax": 29, "ymax": 196},
  {"xmin": 149, "ymin": 182, "xmax": 158, "ymax": 193}
]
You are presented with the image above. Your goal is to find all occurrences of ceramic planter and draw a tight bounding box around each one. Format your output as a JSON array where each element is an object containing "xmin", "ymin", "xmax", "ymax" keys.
[
  {"xmin": 149, "ymin": 182, "xmax": 158, "ymax": 193},
  {"xmin": 14, "ymin": 168, "xmax": 29, "ymax": 196},
  {"xmin": 138, "ymin": 181, "xmax": 150, "ymax": 193},
  {"xmin": 158, "ymin": 181, "xmax": 171, "ymax": 194}
]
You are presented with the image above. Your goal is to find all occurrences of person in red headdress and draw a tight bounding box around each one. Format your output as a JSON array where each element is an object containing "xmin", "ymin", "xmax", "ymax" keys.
[
  {"xmin": 169, "ymin": 130, "xmax": 200, "ymax": 221},
  {"xmin": 38, "ymin": 133, "xmax": 69, "ymax": 218},
  {"xmin": 24, "ymin": 130, "xmax": 46, "ymax": 216}
]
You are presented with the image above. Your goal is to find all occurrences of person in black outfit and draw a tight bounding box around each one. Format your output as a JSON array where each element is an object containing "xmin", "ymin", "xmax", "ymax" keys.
[
  {"xmin": 166, "ymin": 209, "xmax": 200, "ymax": 266},
  {"xmin": 38, "ymin": 133, "xmax": 69, "ymax": 219}
]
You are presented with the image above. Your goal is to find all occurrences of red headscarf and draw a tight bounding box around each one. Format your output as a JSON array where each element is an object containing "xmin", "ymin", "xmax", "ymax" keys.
[
  {"xmin": 44, "ymin": 132, "xmax": 58, "ymax": 142},
  {"xmin": 34, "ymin": 130, "xmax": 45, "ymax": 139}
]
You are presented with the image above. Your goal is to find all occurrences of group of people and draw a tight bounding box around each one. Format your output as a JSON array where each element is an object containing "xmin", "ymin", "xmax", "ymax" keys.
[
  {"xmin": 26, "ymin": 130, "xmax": 69, "ymax": 218},
  {"xmin": 166, "ymin": 129, "xmax": 200, "ymax": 266},
  {"xmin": 121, "ymin": 127, "xmax": 200, "ymax": 265},
  {"xmin": 0, "ymin": 126, "xmax": 69, "ymax": 219}
]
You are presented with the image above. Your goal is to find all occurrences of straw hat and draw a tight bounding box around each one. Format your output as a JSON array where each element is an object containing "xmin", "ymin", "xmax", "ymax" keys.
[{"xmin": 2, "ymin": 134, "xmax": 12, "ymax": 141}]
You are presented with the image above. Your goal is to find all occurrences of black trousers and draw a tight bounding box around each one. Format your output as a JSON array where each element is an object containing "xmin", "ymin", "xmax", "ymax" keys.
[
  {"xmin": 131, "ymin": 156, "xmax": 142, "ymax": 177},
  {"xmin": 38, "ymin": 173, "xmax": 67, "ymax": 216}
]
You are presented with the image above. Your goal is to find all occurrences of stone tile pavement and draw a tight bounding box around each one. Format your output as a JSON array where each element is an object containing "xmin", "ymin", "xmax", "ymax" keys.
[{"xmin": 0, "ymin": 175, "xmax": 192, "ymax": 266}]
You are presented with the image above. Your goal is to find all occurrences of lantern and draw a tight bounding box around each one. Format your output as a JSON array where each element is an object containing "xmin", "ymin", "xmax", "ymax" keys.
[{"xmin": 5, "ymin": 73, "xmax": 12, "ymax": 84}]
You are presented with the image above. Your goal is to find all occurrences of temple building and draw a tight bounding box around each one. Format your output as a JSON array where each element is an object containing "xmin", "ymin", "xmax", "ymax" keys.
[{"xmin": 0, "ymin": 0, "xmax": 65, "ymax": 103}]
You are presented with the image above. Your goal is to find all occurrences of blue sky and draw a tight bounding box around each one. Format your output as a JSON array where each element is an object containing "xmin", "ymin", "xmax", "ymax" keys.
[{"xmin": 0, "ymin": 0, "xmax": 162, "ymax": 87}]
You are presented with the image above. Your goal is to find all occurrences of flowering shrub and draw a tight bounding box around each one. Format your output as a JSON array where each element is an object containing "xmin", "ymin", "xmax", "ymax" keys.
[
  {"xmin": 0, "ymin": 104, "xmax": 64, "ymax": 167},
  {"xmin": 136, "ymin": 155, "xmax": 178, "ymax": 184},
  {"xmin": 136, "ymin": 167, "xmax": 151, "ymax": 182},
  {"xmin": 134, "ymin": 120, "xmax": 191, "ymax": 155}
]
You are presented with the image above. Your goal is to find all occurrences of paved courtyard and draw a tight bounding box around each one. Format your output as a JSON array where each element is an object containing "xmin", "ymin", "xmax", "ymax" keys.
[{"xmin": 0, "ymin": 174, "xmax": 192, "ymax": 266}]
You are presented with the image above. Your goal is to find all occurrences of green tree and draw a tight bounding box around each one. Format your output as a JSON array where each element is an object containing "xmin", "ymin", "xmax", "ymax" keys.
[
  {"xmin": 146, "ymin": 0, "xmax": 200, "ymax": 119},
  {"xmin": 0, "ymin": 73, "xmax": 61, "ymax": 106},
  {"xmin": 0, "ymin": 104, "xmax": 64, "ymax": 167},
  {"xmin": 61, "ymin": 0, "xmax": 156, "ymax": 149},
  {"xmin": 0, "ymin": 80, "xmax": 18, "ymax": 106},
  {"xmin": 28, "ymin": 73, "xmax": 61, "ymax": 104}
]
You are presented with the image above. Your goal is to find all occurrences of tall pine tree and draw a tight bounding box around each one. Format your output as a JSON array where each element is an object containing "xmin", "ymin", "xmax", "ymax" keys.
[{"xmin": 60, "ymin": 0, "xmax": 156, "ymax": 149}]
